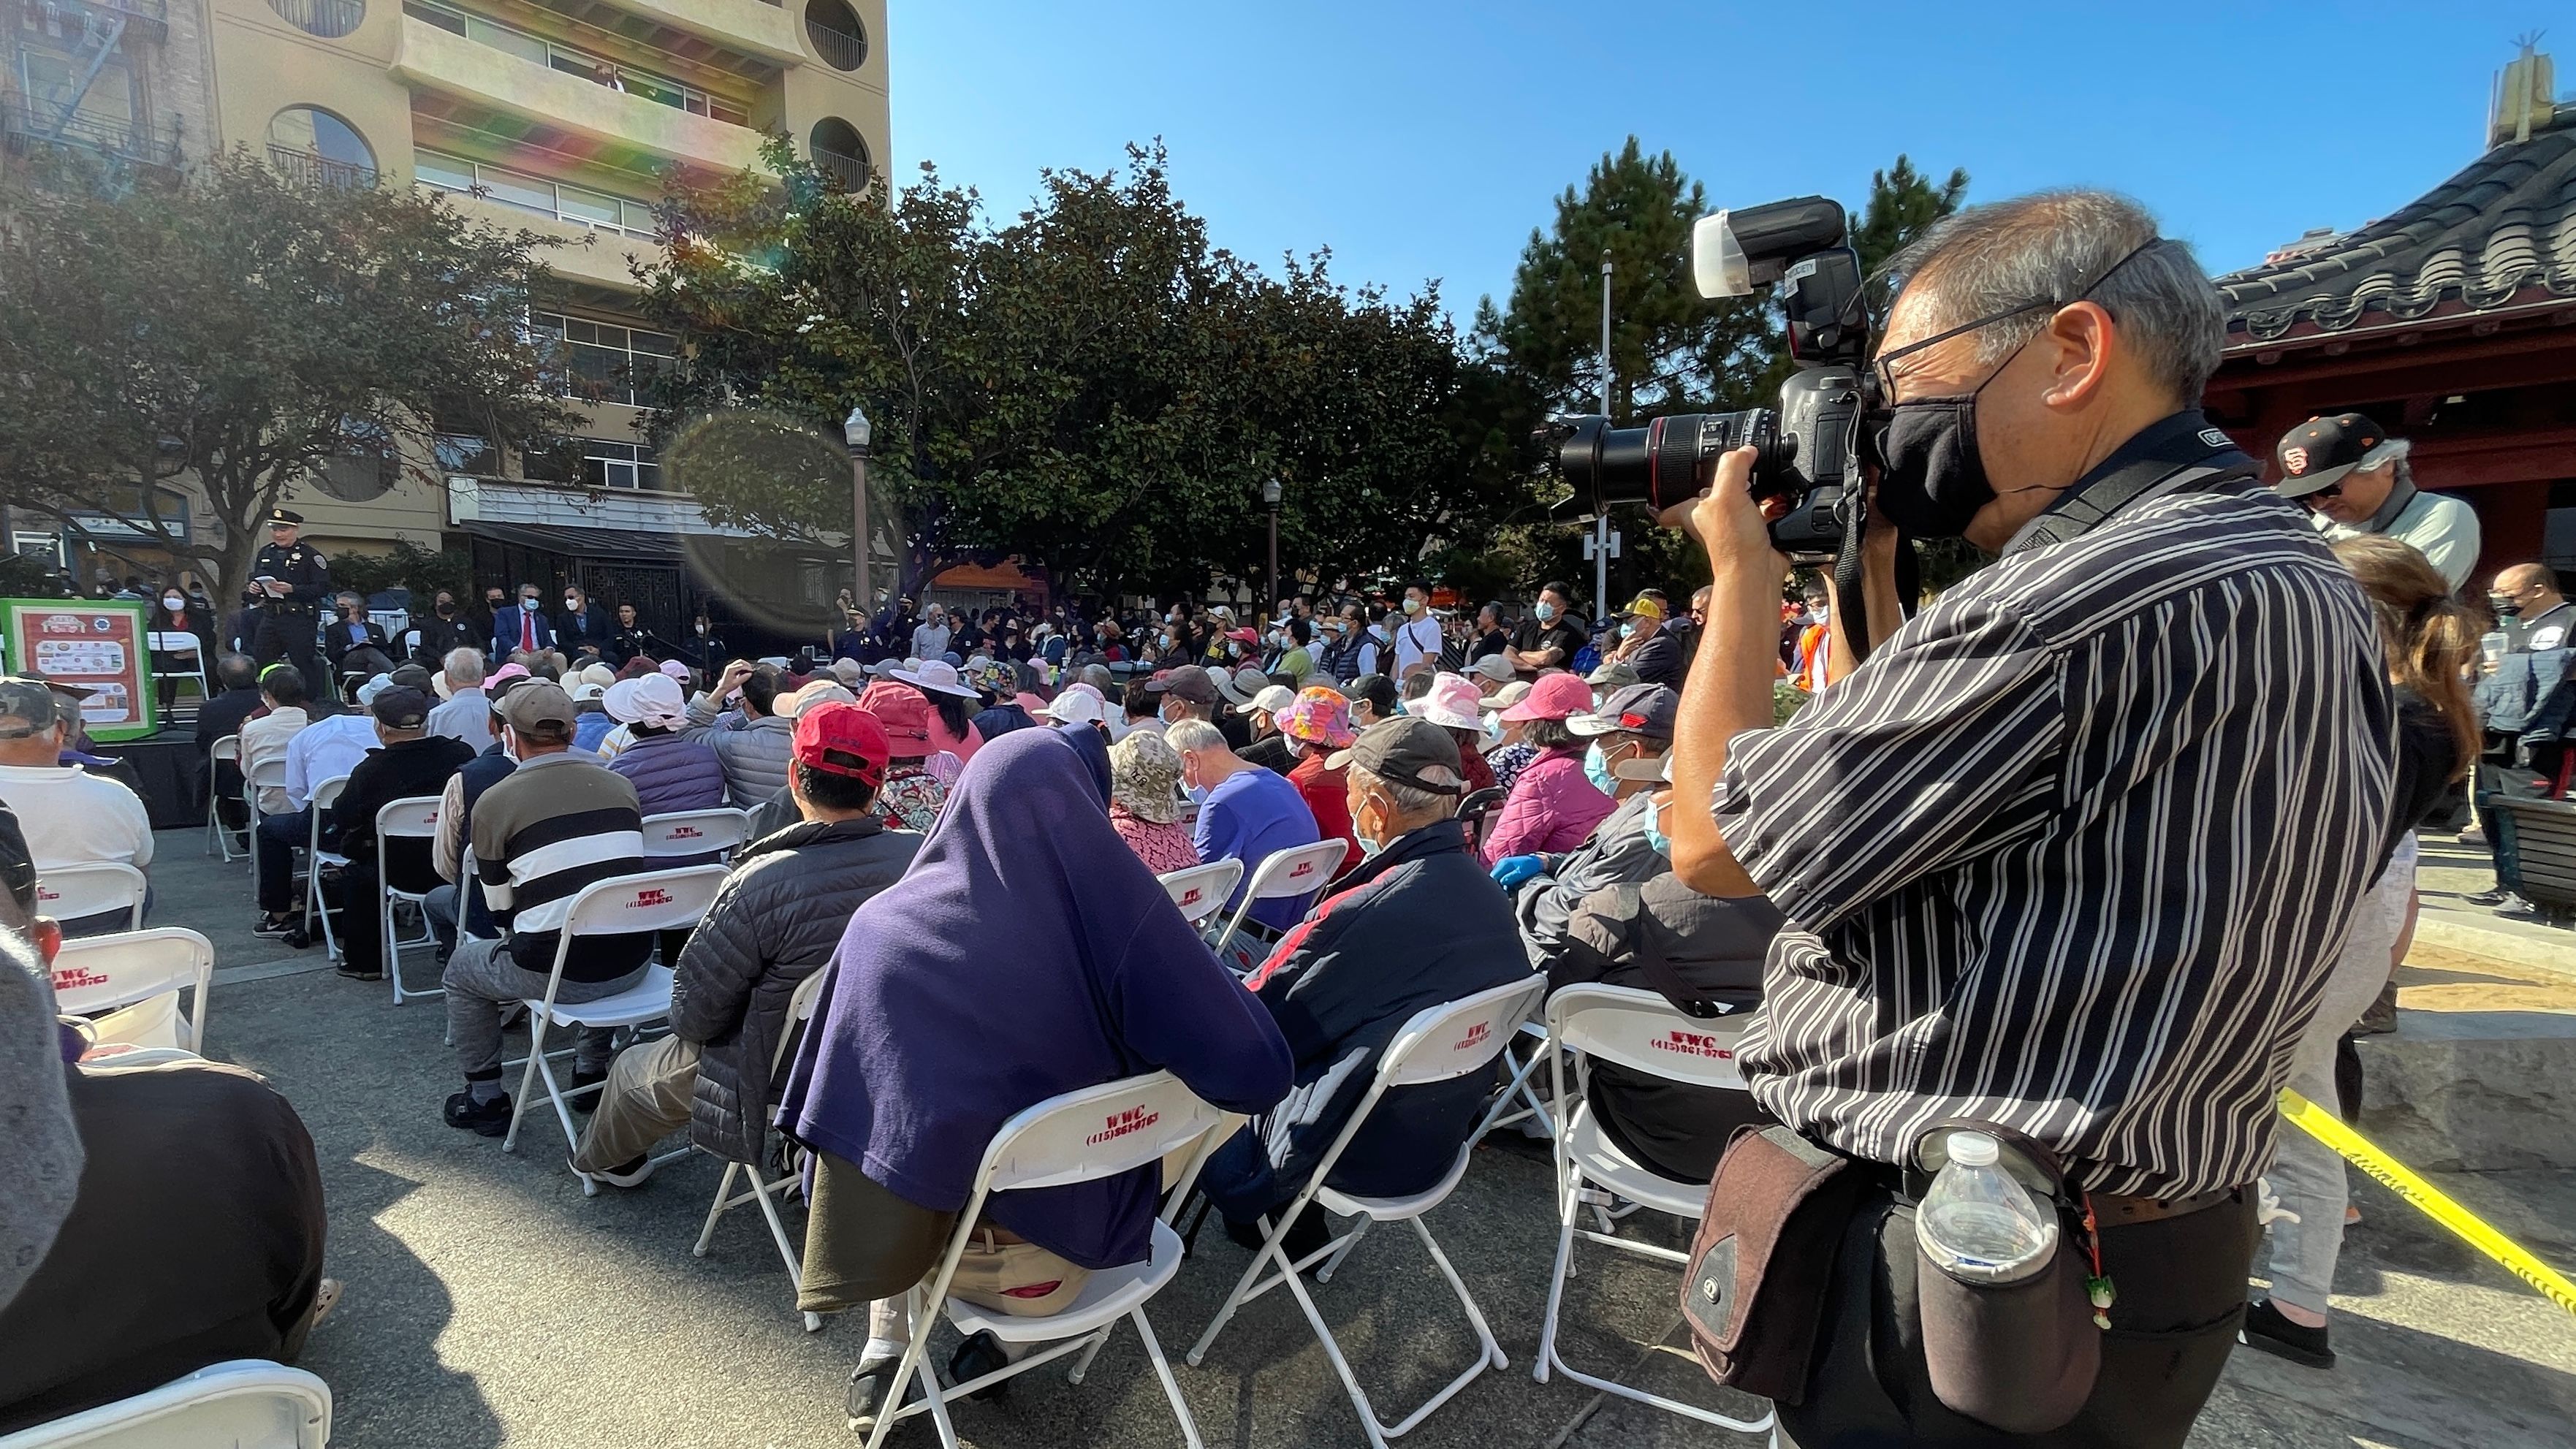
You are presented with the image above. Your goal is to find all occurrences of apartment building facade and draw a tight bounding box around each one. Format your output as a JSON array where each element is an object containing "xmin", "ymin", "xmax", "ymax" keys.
[{"xmin": 11, "ymin": 0, "xmax": 886, "ymax": 642}]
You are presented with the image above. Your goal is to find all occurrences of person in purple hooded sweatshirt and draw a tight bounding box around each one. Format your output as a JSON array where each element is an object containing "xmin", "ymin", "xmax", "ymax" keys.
[{"xmin": 777, "ymin": 725, "xmax": 1293, "ymax": 1433}]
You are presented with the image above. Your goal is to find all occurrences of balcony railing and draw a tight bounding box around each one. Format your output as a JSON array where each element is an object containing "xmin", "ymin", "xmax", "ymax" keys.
[
  {"xmin": 266, "ymin": 0, "xmax": 365, "ymax": 38},
  {"xmin": 0, "ymin": 92, "xmax": 179, "ymax": 170},
  {"xmin": 805, "ymin": 19, "xmax": 865, "ymax": 71},
  {"xmin": 813, "ymin": 146, "xmax": 867, "ymax": 192},
  {"xmin": 268, "ymin": 143, "xmax": 379, "ymax": 189}
]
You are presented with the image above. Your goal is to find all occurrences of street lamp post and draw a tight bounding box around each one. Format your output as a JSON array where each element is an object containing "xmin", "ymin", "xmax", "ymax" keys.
[
  {"xmin": 1261, "ymin": 476, "xmax": 1283, "ymax": 612},
  {"xmin": 843, "ymin": 405, "xmax": 871, "ymax": 620}
]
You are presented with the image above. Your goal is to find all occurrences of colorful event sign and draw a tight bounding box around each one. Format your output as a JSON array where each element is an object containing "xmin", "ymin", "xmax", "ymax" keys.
[{"xmin": 1, "ymin": 598, "xmax": 159, "ymax": 742}]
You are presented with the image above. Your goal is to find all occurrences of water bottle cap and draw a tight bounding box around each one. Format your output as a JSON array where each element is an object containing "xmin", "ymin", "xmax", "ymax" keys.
[{"xmin": 1946, "ymin": 1130, "xmax": 2000, "ymax": 1168}]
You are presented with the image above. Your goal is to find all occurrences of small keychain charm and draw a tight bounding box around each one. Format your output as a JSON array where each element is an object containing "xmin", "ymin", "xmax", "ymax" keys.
[{"xmin": 2080, "ymin": 1191, "xmax": 2113, "ymax": 1330}]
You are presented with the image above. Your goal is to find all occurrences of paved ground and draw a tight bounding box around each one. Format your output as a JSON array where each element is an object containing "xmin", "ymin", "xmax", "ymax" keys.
[{"xmin": 145, "ymin": 829, "xmax": 2575, "ymax": 1448}]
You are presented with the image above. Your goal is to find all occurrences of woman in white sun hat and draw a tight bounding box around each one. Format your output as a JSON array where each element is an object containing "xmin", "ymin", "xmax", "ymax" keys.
[
  {"xmin": 1408, "ymin": 672, "xmax": 1498, "ymax": 796},
  {"xmin": 888, "ymin": 658, "xmax": 984, "ymax": 764}
]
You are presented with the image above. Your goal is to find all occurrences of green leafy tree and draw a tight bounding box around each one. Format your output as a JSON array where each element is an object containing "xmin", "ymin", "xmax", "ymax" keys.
[
  {"xmin": 1853, "ymin": 154, "xmax": 1969, "ymax": 275},
  {"xmin": 637, "ymin": 141, "xmax": 1538, "ymax": 604},
  {"xmin": 0, "ymin": 149, "xmax": 580, "ymax": 606}
]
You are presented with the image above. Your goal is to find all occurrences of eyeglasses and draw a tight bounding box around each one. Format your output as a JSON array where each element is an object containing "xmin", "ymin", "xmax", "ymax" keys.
[
  {"xmin": 2295, "ymin": 481, "xmax": 2345, "ymax": 506},
  {"xmin": 1867, "ymin": 297, "xmax": 2054, "ymax": 402}
]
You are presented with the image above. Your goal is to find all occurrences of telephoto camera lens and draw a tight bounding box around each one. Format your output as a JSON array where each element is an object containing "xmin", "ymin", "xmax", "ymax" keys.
[{"xmin": 1551, "ymin": 410, "xmax": 1785, "ymax": 514}]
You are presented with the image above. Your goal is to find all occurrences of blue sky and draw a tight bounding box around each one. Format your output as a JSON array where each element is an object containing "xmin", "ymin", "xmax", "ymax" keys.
[{"xmin": 892, "ymin": 2, "xmax": 2556, "ymax": 324}]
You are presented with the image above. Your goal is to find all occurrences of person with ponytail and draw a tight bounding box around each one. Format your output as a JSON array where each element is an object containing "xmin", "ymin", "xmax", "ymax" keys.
[{"xmin": 2243, "ymin": 533, "xmax": 2479, "ymax": 1372}]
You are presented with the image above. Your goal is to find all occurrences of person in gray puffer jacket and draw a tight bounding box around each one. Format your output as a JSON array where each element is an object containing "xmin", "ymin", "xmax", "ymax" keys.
[
  {"xmin": 571, "ymin": 702, "xmax": 918, "ymax": 1182},
  {"xmin": 680, "ymin": 660, "xmax": 795, "ymax": 810},
  {"xmin": 1512, "ymin": 789, "xmax": 1665, "ymax": 968}
]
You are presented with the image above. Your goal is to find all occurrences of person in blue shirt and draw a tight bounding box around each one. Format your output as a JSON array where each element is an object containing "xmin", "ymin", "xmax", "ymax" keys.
[{"xmin": 1167, "ymin": 718, "xmax": 1319, "ymax": 961}]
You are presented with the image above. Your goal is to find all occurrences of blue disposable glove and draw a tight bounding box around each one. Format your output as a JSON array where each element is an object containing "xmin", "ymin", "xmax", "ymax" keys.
[{"xmin": 1491, "ymin": 854, "xmax": 1545, "ymax": 890}]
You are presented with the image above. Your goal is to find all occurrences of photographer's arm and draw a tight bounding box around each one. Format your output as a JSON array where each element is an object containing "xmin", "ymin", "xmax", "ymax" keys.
[
  {"xmin": 1824, "ymin": 523, "xmax": 1903, "ymax": 687},
  {"xmin": 1657, "ymin": 447, "xmax": 1781, "ymax": 900}
]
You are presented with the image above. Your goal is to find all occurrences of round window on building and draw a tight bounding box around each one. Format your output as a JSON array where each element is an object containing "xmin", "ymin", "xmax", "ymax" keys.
[
  {"xmin": 810, "ymin": 118, "xmax": 870, "ymax": 193},
  {"xmin": 267, "ymin": 0, "xmax": 365, "ymax": 39},
  {"xmin": 267, "ymin": 106, "xmax": 376, "ymax": 186},
  {"xmin": 804, "ymin": 0, "xmax": 868, "ymax": 71}
]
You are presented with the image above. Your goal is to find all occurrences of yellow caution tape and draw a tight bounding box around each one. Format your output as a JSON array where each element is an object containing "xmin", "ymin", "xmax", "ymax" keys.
[{"xmin": 2280, "ymin": 1089, "xmax": 2576, "ymax": 1320}]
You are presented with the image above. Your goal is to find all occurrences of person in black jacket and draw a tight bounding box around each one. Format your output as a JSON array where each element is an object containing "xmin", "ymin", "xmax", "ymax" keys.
[
  {"xmin": 1535, "ymin": 793, "xmax": 1783, "ymax": 1182},
  {"xmin": 409, "ymin": 590, "xmax": 475, "ymax": 667},
  {"xmin": 570, "ymin": 701, "xmax": 920, "ymax": 1186},
  {"xmin": 322, "ymin": 685, "xmax": 474, "ymax": 981},
  {"xmin": 1196, "ymin": 718, "xmax": 1532, "ymax": 1253},
  {"xmin": 555, "ymin": 585, "xmax": 613, "ymax": 662}
]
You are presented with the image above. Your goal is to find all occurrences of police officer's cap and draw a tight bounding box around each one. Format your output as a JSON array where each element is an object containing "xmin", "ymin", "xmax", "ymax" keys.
[{"xmin": 268, "ymin": 508, "xmax": 305, "ymax": 527}]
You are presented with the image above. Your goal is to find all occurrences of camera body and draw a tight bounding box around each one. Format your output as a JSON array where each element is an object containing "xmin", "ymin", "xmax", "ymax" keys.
[{"xmin": 1543, "ymin": 197, "xmax": 1869, "ymax": 558}]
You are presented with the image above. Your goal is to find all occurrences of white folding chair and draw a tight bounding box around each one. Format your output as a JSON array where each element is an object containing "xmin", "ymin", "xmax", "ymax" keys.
[
  {"xmin": 148, "ymin": 631, "xmax": 211, "ymax": 707},
  {"xmin": 376, "ymin": 796, "xmax": 446, "ymax": 1004},
  {"xmin": 1188, "ymin": 975, "xmax": 1548, "ymax": 1447},
  {"xmin": 0, "ymin": 1358, "xmax": 331, "ymax": 1448},
  {"xmin": 501, "ymin": 864, "xmax": 730, "ymax": 1165},
  {"xmin": 1470, "ymin": 1019, "xmax": 1556, "ymax": 1143},
  {"xmin": 303, "ymin": 775, "xmax": 352, "ymax": 962},
  {"xmin": 640, "ymin": 807, "xmax": 753, "ymax": 862},
  {"xmin": 1155, "ymin": 859, "xmax": 1243, "ymax": 932},
  {"xmin": 243, "ymin": 758, "xmax": 286, "ymax": 900},
  {"xmin": 48, "ymin": 928, "xmax": 216, "ymax": 1054},
  {"xmin": 1532, "ymin": 984, "xmax": 1772, "ymax": 1434},
  {"xmin": 206, "ymin": 734, "xmax": 246, "ymax": 861},
  {"xmin": 691, "ymin": 967, "xmax": 832, "ymax": 1331},
  {"xmin": 1207, "ymin": 838, "xmax": 1351, "ymax": 958},
  {"xmin": 865, "ymin": 1070, "xmax": 1238, "ymax": 1449},
  {"xmin": 37, "ymin": 862, "xmax": 148, "ymax": 935}
]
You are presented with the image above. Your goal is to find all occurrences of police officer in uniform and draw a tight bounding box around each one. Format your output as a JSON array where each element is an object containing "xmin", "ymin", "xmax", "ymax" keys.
[{"xmin": 247, "ymin": 509, "xmax": 330, "ymax": 698}]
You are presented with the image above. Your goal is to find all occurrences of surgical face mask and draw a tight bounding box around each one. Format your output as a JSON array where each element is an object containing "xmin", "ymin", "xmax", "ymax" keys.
[
  {"xmin": 1809, "ymin": 604, "xmax": 1829, "ymax": 624},
  {"xmin": 1584, "ymin": 740, "xmax": 1620, "ymax": 795},
  {"xmin": 1533, "ymin": 601, "xmax": 1557, "ymax": 623},
  {"xmin": 1403, "ymin": 597, "xmax": 1423, "ymax": 615},
  {"xmin": 521, "ymin": 594, "xmax": 539, "ymax": 608},
  {"xmin": 695, "ymin": 621, "xmax": 710, "ymax": 635},
  {"xmin": 1185, "ymin": 781, "xmax": 1210, "ymax": 806},
  {"xmin": 1353, "ymin": 791, "xmax": 1388, "ymax": 858},
  {"xmin": 1618, "ymin": 622, "xmax": 1635, "ymax": 640},
  {"xmin": 1641, "ymin": 800, "xmax": 1671, "ymax": 858},
  {"xmin": 565, "ymin": 597, "xmax": 580, "ymax": 611},
  {"xmin": 162, "ymin": 594, "xmax": 183, "ymax": 610}
]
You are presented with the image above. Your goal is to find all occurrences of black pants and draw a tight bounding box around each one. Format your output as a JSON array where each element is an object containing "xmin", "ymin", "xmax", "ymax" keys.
[
  {"xmin": 251, "ymin": 608, "xmax": 324, "ymax": 699},
  {"xmin": 1779, "ymin": 1185, "xmax": 2258, "ymax": 1449}
]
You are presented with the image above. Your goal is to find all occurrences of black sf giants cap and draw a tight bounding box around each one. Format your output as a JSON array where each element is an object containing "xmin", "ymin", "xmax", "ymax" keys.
[{"xmin": 2273, "ymin": 413, "xmax": 2387, "ymax": 498}]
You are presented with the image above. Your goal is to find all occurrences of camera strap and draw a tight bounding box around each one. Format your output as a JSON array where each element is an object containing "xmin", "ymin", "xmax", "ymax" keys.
[{"xmin": 2004, "ymin": 411, "xmax": 2258, "ymax": 558}]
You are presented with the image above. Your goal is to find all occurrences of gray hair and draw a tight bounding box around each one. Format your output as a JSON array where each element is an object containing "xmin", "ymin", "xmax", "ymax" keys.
[
  {"xmin": 1348, "ymin": 763, "xmax": 1459, "ymax": 824},
  {"xmin": 1885, "ymin": 189, "xmax": 2224, "ymax": 406},
  {"xmin": 1164, "ymin": 718, "xmax": 1228, "ymax": 756},
  {"xmin": 443, "ymin": 647, "xmax": 486, "ymax": 686}
]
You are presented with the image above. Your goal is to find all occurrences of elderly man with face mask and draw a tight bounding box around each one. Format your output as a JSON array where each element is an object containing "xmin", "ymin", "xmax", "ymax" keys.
[{"xmin": 1658, "ymin": 190, "xmax": 2395, "ymax": 1448}]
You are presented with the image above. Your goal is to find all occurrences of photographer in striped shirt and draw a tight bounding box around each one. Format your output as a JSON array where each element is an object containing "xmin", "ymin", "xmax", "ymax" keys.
[{"xmin": 1661, "ymin": 191, "xmax": 2395, "ymax": 1448}]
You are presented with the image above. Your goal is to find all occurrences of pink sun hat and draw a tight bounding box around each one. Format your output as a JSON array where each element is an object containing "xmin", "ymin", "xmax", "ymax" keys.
[{"xmin": 1498, "ymin": 670, "xmax": 1593, "ymax": 723}]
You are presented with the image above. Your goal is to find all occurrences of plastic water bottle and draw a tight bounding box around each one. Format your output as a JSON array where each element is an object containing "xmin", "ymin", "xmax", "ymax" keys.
[{"xmin": 1917, "ymin": 1130, "xmax": 2057, "ymax": 1284}]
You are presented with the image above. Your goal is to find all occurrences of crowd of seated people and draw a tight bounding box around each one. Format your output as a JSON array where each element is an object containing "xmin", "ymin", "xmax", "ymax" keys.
[{"xmin": 0, "ymin": 599, "xmax": 1789, "ymax": 1437}]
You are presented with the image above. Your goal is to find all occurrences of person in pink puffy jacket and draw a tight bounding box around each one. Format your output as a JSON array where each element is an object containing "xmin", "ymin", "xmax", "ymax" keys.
[{"xmin": 1478, "ymin": 672, "xmax": 1616, "ymax": 864}]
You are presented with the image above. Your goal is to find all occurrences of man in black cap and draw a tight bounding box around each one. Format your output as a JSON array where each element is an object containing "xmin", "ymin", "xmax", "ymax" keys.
[
  {"xmin": 1144, "ymin": 662, "xmax": 1221, "ymax": 726},
  {"xmin": 1192, "ymin": 716, "xmax": 1531, "ymax": 1251},
  {"xmin": 321, "ymin": 683, "xmax": 474, "ymax": 982},
  {"xmin": 2273, "ymin": 414, "xmax": 2482, "ymax": 591},
  {"xmin": 247, "ymin": 509, "xmax": 332, "ymax": 696}
]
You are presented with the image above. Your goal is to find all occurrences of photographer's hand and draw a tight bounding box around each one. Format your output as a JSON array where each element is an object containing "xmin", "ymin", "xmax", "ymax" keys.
[{"xmin": 1652, "ymin": 446, "xmax": 1780, "ymax": 898}]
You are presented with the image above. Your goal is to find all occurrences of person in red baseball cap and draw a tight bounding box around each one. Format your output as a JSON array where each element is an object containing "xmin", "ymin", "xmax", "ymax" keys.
[{"xmin": 569, "ymin": 699, "xmax": 921, "ymax": 1191}]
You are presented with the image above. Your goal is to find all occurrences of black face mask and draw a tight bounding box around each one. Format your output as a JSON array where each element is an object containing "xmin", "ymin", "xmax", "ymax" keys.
[
  {"xmin": 436, "ymin": 601, "xmax": 456, "ymax": 616},
  {"xmin": 1865, "ymin": 385, "xmax": 1996, "ymax": 539},
  {"xmin": 2490, "ymin": 593, "xmax": 2522, "ymax": 618}
]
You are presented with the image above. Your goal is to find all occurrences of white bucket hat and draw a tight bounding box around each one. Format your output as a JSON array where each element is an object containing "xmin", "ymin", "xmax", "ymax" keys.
[{"xmin": 889, "ymin": 658, "xmax": 980, "ymax": 699}]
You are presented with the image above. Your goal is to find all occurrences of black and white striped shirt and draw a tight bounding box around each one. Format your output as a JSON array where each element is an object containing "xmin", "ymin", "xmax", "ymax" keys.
[{"xmin": 1719, "ymin": 433, "xmax": 2395, "ymax": 1199}]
